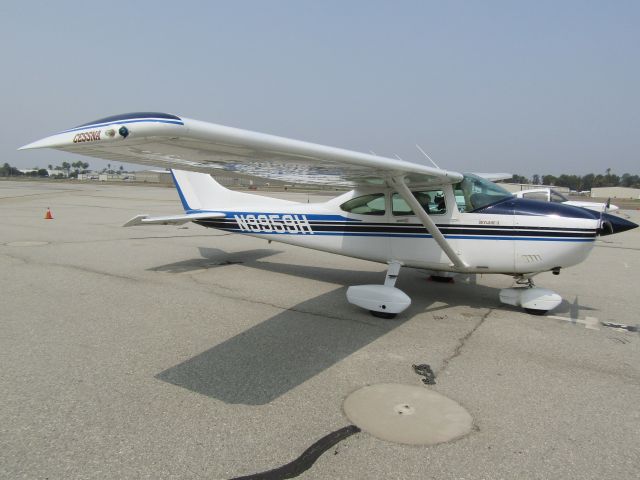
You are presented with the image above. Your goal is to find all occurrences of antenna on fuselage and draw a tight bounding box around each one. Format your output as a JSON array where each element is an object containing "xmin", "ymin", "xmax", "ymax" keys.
[{"xmin": 415, "ymin": 144, "xmax": 440, "ymax": 169}]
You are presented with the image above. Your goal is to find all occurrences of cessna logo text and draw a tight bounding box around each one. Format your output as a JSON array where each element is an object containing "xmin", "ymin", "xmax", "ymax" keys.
[
  {"xmin": 234, "ymin": 214, "xmax": 314, "ymax": 234},
  {"xmin": 73, "ymin": 130, "xmax": 101, "ymax": 143}
]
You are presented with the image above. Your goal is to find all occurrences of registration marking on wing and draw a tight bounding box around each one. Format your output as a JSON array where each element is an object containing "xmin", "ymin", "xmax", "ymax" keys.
[{"xmin": 234, "ymin": 214, "xmax": 314, "ymax": 234}]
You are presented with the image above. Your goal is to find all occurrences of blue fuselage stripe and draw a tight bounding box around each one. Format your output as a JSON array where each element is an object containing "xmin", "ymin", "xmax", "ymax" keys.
[
  {"xmin": 201, "ymin": 226, "xmax": 595, "ymax": 242},
  {"xmin": 193, "ymin": 211, "xmax": 597, "ymax": 242}
]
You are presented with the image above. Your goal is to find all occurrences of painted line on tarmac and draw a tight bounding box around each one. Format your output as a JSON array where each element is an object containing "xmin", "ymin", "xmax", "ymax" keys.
[{"xmin": 547, "ymin": 315, "xmax": 600, "ymax": 330}]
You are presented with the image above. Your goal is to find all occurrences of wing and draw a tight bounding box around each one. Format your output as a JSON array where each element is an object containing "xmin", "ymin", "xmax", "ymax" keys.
[{"xmin": 20, "ymin": 112, "xmax": 462, "ymax": 187}]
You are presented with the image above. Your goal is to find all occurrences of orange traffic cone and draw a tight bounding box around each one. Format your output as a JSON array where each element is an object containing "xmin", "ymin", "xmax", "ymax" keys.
[{"xmin": 45, "ymin": 208, "xmax": 53, "ymax": 220}]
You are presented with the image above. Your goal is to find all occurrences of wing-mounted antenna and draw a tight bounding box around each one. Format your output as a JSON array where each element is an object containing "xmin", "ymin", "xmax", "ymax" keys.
[{"xmin": 415, "ymin": 144, "xmax": 440, "ymax": 169}]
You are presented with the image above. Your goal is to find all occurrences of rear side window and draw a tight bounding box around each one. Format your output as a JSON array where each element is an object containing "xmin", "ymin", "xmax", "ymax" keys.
[
  {"xmin": 340, "ymin": 193, "xmax": 386, "ymax": 215},
  {"xmin": 392, "ymin": 190, "xmax": 446, "ymax": 215}
]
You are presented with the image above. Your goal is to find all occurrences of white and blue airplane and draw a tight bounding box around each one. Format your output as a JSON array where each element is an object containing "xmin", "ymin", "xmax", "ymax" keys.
[{"xmin": 20, "ymin": 112, "xmax": 637, "ymax": 317}]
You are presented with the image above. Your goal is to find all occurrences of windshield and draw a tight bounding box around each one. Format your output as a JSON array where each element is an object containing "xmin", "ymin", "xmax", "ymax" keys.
[
  {"xmin": 454, "ymin": 173, "xmax": 511, "ymax": 212},
  {"xmin": 550, "ymin": 189, "xmax": 569, "ymax": 203}
]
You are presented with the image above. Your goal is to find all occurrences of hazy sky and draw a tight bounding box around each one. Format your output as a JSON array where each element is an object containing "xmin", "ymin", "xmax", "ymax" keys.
[{"xmin": 2, "ymin": 1, "xmax": 638, "ymax": 176}]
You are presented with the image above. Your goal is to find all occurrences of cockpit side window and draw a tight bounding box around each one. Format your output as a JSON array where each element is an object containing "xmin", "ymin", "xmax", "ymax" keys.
[
  {"xmin": 392, "ymin": 190, "xmax": 446, "ymax": 215},
  {"xmin": 454, "ymin": 174, "xmax": 511, "ymax": 212},
  {"xmin": 340, "ymin": 193, "xmax": 386, "ymax": 215}
]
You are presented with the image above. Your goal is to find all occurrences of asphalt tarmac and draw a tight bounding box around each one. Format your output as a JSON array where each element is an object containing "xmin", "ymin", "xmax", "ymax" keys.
[{"xmin": 1, "ymin": 180, "xmax": 639, "ymax": 479}]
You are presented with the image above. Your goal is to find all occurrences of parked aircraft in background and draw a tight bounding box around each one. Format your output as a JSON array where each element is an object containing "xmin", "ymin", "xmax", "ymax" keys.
[{"xmin": 513, "ymin": 188, "xmax": 618, "ymax": 213}]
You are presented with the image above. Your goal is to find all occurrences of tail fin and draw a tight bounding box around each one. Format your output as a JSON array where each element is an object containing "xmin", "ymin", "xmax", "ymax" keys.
[
  {"xmin": 170, "ymin": 169, "xmax": 295, "ymax": 212},
  {"xmin": 170, "ymin": 169, "xmax": 227, "ymax": 212}
]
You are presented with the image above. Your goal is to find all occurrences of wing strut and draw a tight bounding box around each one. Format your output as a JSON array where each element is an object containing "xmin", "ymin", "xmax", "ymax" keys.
[{"xmin": 390, "ymin": 176, "xmax": 468, "ymax": 270}]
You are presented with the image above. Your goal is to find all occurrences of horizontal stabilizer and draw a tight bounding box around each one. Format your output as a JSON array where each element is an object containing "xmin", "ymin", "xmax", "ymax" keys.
[{"xmin": 123, "ymin": 212, "xmax": 224, "ymax": 227}]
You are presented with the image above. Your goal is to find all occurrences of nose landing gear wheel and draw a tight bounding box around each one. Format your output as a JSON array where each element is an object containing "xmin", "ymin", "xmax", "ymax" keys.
[{"xmin": 500, "ymin": 278, "xmax": 562, "ymax": 314}]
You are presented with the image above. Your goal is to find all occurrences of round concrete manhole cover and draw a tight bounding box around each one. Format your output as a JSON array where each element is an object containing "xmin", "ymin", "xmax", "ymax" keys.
[{"xmin": 343, "ymin": 383, "xmax": 473, "ymax": 445}]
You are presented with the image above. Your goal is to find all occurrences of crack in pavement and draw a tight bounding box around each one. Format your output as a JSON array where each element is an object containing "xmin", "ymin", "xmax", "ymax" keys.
[
  {"xmin": 53, "ymin": 233, "xmax": 232, "ymax": 245},
  {"xmin": 0, "ymin": 190, "xmax": 80, "ymax": 201},
  {"xmin": 594, "ymin": 245, "xmax": 640, "ymax": 252},
  {"xmin": 0, "ymin": 232, "xmax": 231, "ymax": 248},
  {"xmin": 1, "ymin": 250, "xmax": 384, "ymax": 328},
  {"xmin": 437, "ymin": 308, "xmax": 493, "ymax": 376},
  {"xmin": 0, "ymin": 252, "xmax": 139, "ymax": 282}
]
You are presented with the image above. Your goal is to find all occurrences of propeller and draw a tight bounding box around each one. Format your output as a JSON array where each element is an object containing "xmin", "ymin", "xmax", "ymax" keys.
[{"xmin": 598, "ymin": 197, "xmax": 613, "ymax": 235}]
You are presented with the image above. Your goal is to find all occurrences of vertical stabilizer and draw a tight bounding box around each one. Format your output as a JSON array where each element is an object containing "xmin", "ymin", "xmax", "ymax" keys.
[
  {"xmin": 170, "ymin": 169, "xmax": 227, "ymax": 211},
  {"xmin": 170, "ymin": 169, "xmax": 296, "ymax": 212}
]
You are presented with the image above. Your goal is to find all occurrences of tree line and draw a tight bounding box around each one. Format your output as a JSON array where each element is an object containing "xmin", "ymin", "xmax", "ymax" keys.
[
  {"xmin": 2, "ymin": 161, "xmax": 638, "ymax": 190},
  {"xmin": 0, "ymin": 161, "xmax": 90, "ymax": 178},
  {"xmin": 0, "ymin": 161, "xmax": 128, "ymax": 178},
  {"xmin": 0, "ymin": 160, "xmax": 129, "ymax": 178},
  {"xmin": 509, "ymin": 169, "xmax": 639, "ymax": 191}
]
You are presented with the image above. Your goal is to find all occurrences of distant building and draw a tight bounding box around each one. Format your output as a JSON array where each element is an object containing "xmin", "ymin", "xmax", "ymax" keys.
[
  {"xmin": 591, "ymin": 187, "xmax": 640, "ymax": 199},
  {"xmin": 133, "ymin": 170, "xmax": 173, "ymax": 184},
  {"xmin": 77, "ymin": 173, "xmax": 98, "ymax": 180}
]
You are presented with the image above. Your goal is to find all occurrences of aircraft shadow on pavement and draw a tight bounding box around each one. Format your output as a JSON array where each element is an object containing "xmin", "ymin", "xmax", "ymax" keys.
[
  {"xmin": 155, "ymin": 248, "xmax": 513, "ymax": 405},
  {"xmin": 148, "ymin": 248, "xmax": 282, "ymax": 273},
  {"xmin": 553, "ymin": 296, "xmax": 598, "ymax": 319}
]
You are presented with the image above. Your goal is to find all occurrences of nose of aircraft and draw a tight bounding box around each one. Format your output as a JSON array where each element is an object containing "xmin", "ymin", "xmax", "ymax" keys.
[{"xmin": 598, "ymin": 212, "xmax": 638, "ymax": 236}]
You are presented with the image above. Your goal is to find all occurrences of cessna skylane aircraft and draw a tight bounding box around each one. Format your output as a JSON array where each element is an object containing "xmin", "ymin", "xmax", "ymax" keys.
[{"xmin": 20, "ymin": 112, "xmax": 638, "ymax": 317}]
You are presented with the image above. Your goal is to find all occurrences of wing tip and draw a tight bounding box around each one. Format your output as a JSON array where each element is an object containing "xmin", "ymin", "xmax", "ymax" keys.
[
  {"xmin": 18, "ymin": 136, "xmax": 63, "ymax": 151},
  {"xmin": 18, "ymin": 141, "xmax": 40, "ymax": 151}
]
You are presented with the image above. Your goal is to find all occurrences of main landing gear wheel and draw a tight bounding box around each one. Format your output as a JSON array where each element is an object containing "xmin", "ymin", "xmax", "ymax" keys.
[
  {"xmin": 524, "ymin": 308, "xmax": 548, "ymax": 316},
  {"xmin": 347, "ymin": 261, "xmax": 411, "ymax": 318}
]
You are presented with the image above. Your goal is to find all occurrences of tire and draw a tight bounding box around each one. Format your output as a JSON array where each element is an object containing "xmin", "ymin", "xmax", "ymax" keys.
[
  {"xmin": 525, "ymin": 308, "xmax": 547, "ymax": 316},
  {"xmin": 369, "ymin": 310, "xmax": 397, "ymax": 319}
]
